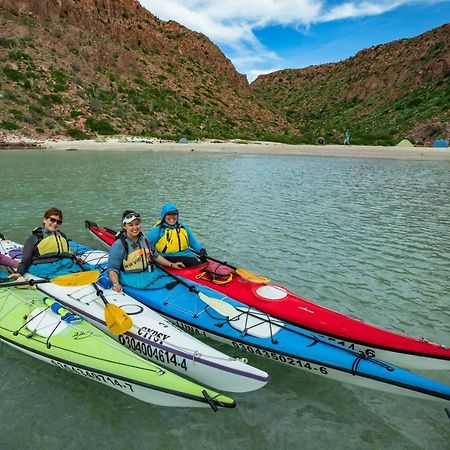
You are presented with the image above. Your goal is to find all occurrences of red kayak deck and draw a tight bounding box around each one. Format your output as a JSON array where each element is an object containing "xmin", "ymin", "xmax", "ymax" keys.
[{"xmin": 86, "ymin": 221, "xmax": 450, "ymax": 369}]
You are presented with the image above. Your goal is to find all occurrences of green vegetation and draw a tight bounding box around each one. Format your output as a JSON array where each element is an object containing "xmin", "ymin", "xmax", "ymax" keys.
[
  {"xmin": 66, "ymin": 128, "xmax": 90, "ymax": 139},
  {"xmin": 1, "ymin": 120, "xmax": 20, "ymax": 130},
  {"xmin": 85, "ymin": 117, "xmax": 117, "ymax": 135},
  {"xmin": 0, "ymin": 14, "xmax": 447, "ymax": 144},
  {"xmin": 254, "ymin": 62, "xmax": 450, "ymax": 145}
]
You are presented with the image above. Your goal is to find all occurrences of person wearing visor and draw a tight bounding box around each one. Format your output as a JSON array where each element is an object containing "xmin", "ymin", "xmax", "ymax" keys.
[
  {"xmin": 147, "ymin": 202, "xmax": 207, "ymax": 267},
  {"xmin": 108, "ymin": 210, "xmax": 185, "ymax": 292},
  {"xmin": 8, "ymin": 207, "xmax": 84, "ymax": 280}
]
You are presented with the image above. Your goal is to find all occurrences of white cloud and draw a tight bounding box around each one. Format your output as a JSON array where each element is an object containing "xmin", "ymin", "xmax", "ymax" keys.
[{"xmin": 138, "ymin": 1, "xmax": 448, "ymax": 79}]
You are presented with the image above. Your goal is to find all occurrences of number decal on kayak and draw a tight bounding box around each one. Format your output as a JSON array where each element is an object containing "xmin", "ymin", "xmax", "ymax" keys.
[
  {"xmin": 118, "ymin": 334, "xmax": 188, "ymax": 371},
  {"xmin": 231, "ymin": 341, "xmax": 328, "ymax": 375},
  {"xmin": 318, "ymin": 334, "xmax": 377, "ymax": 359},
  {"xmin": 51, "ymin": 360, "xmax": 134, "ymax": 392}
]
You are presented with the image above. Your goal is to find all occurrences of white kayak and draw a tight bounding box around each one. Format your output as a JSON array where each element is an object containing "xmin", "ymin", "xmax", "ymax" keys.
[{"xmin": 0, "ymin": 238, "xmax": 269, "ymax": 393}]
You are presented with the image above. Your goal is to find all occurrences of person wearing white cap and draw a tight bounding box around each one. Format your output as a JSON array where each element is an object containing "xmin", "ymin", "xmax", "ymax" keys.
[{"xmin": 108, "ymin": 210, "xmax": 185, "ymax": 292}]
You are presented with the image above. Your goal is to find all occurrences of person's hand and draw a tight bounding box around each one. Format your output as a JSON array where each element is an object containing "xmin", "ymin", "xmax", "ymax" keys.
[
  {"xmin": 112, "ymin": 282, "xmax": 122, "ymax": 292},
  {"xmin": 8, "ymin": 273, "xmax": 21, "ymax": 280},
  {"xmin": 199, "ymin": 248, "xmax": 208, "ymax": 262},
  {"xmin": 171, "ymin": 262, "xmax": 185, "ymax": 269}
]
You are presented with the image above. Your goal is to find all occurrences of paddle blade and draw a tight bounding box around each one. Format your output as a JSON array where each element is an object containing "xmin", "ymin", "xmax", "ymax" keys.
[
  {"xmin": 235, "ymin": 268, "xmax": 270, "ymax": 284},
  {"xmin": 51, "ymin": 270, "xmax": 100, "ymax": 287},
  {"xmin": 104, "ymin": 303, "xmax": 133, "ymax": 335},
  {"xmin": 198, "ymin": 292, "xmax": 238, "ymax": 317}
]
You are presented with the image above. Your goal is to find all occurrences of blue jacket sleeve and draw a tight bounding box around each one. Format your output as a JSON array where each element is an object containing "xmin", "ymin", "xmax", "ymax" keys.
[
  {"xmin": 184, "ymin": 224, "xmax": 202, "ymax": 252},
  {"xmin": 108, "ymin": 241, "xmax": 125, "ymax": 275},
  {"xmin": 147, "ymin": 227, "xmax": 161, "ymax": 248}
]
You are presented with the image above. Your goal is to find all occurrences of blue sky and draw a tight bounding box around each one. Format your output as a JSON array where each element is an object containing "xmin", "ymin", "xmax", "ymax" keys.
[{"xmin": 139, "ymin": 1, "xmax": 450, "ymax": 81}]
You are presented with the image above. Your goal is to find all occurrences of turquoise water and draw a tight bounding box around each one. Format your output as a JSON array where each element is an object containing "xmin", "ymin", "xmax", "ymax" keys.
[{"xmin": 1, "ymin": 150, "xmax": 449, "ymax": 449}]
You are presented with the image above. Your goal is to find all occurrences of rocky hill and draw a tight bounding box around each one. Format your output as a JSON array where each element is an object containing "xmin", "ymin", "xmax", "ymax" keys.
[
  {"xmin": 0, "ymin": 0, "xmax": 448, "ymax": 145},
  {"xmin": 0, "ymin": 0, "xmax": 290, "ymax": 142},
  {"xmin": 252, "ymin": 24, "xmax": 450, "ymax": 145}
]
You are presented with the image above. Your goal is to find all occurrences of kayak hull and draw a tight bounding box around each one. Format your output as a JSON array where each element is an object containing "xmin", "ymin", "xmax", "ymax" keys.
[
  {"xmin": 0, "ymin": 239, "xmax": 268, "ymax": 393},
  {"xmin": 69, "ymin": 241, "xmax": 450, "ymax": 404},
  {"xmin": 86, "ymin": 222, "xmax": 450, "ymax": 371},
  {"xmin": 0, "ymin": 286, "xmax": 235, "ymax": 408}
]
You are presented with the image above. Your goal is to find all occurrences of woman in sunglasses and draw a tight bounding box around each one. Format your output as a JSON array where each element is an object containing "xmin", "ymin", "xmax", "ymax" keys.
[
  {"xmin": 9, "ymin": 207, "xmax": 83, "ymax": 280},
  {"xmin": 108, "ymin": 210, "xmax": 185, "ymax": 292}
]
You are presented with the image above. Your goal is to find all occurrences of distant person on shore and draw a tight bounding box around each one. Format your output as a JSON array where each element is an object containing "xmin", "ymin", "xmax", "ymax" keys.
[
  {"xmin": 108, "ymin": 210, "xmax": 185, "ymax": 292},
  {"xmin": 343, "ymin": 129, "xmax": 350, "ymax": 145},
  {"xmin": 147, "ymin": 203, "xmax": 207, "ymax": 267},
  {"xmin": 8, "ymin": 207, "xmax": 85, "ymax": 280}
]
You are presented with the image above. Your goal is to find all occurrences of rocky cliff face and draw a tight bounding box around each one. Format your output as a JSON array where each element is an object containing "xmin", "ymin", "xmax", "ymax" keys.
[
  {"xmin": 2, "ymin": 0, "xmax": 248, "ymax": 89},
  {"xmin": 0, "ymin": 0, "xmax": 289, "ymax": 140},
  {"xmin": 1, "ymin": 0, "xmax": 448, "ymax": 144},
  {"xmin": 252, "ymin": 24, "xmax": 450, "ymax": 144},
  {"xmin": 252, "ymin": 24, "xmax": 450, "ymax": 145}
]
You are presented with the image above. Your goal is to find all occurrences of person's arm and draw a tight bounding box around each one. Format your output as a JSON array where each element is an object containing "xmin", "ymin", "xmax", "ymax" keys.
[
  {"xmin": 184, "ymin": 224, "xmax": 203, "ymax": 253},
  {"xmin": 10, "ymin": 234, "xmax": 36, "ymax": 279},
  {"xmin": 153, "ymin": 254, "xmax": 184, "ymax": 269},
  {"xmin": 108, "ymin": 241, "xmax": 125, "ymax": 292},
  {"xmin": 0, "ymin": 254, "xmax": 19, "ymax": 270}
]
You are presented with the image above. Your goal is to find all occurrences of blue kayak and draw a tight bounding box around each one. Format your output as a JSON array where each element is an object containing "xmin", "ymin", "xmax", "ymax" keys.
[{"xmin": 70, "ymin": 241, "xmax": 450, "ymax": 404}]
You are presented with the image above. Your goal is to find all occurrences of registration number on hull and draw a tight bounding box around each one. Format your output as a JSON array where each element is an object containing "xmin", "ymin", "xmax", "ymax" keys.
[
  {"xmin": 231, "ymin": 341, "xmax": 329, "ymax": 374},
  {"xmin": 118, "ymin": 334, "xmax": 188, "ymax": 371}
]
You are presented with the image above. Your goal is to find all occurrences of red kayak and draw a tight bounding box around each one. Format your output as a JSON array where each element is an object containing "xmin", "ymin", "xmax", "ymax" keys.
[{"xmin": 85, "ymin": 220, "xmax": 450, "ymax": 371}]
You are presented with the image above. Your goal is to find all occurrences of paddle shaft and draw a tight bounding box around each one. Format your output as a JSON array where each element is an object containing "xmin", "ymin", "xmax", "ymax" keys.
[
  {"xmin": 72, "ymin": 258, "xmax": 108, "ymax": 306},
  {"xmin": 0, "ymin": 279, "xmax": 49, "ymax": 288},
  {"xmin": 157, "ymin": 264, "xmax": 202, "ymax": 295}
]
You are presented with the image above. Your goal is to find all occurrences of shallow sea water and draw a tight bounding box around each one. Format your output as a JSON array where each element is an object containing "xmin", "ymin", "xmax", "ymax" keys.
[{"xmin": 0, "ymin": 150, "xmax": 449, "ymax": 449}]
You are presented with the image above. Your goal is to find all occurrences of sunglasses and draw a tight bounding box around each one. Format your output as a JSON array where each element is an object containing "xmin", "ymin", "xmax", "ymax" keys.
[
  {"xmin": 122, "ymin": 212, "xmax": 141, "ymax": 224},
  {"xmin": 48, "ymin": 217, "xmax": 63, "ymax": 225}
]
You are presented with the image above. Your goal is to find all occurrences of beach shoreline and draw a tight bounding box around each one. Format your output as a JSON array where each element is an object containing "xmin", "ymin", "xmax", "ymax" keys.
[{"xmin": 2, "ymin": 135, "xmax": 450, "ymax": 160}]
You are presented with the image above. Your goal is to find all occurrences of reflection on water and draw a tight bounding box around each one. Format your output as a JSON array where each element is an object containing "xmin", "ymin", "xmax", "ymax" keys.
[{"xmin": 1, "ymin": 150, "xmax": 449, "ymax": 449}]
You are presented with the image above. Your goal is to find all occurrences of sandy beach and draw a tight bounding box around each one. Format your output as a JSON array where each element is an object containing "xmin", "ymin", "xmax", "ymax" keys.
[
  {"xmin": 2, "ymin": 135, "xmax": 450, "ymax": 160},
  {"xmin": 39, "ymin": 138, "xmax": 450, "ymax": 160}
]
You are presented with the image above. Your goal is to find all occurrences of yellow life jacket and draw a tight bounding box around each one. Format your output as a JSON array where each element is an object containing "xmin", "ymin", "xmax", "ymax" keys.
[
  {"xmin": 118, "ymin": 233, "xmax": 153, "ymax": 273},
  {"xmin": 33, "ymin": 229, "xmax": 73, "ymax": 261},
  {"xmin": 155, "ymin": 226, "xmax": 189, "ymax": 253}
]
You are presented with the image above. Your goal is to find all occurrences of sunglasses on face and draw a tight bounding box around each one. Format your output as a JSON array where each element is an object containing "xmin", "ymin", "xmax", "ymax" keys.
[{"xmin": 48, "ymin": 217, "xmax": 63, "ymax": 225}]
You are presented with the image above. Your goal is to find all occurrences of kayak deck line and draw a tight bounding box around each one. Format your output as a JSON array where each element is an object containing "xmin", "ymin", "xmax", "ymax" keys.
[
  {"xmin": 84, "ymin": 221, "xmax": 450, "ymax": 370},
  {"xmin": 70, "ymin": 237, "xmax": 450, "ymax": 404},
  {"xmin": 150, "ymin": 304, "xmax": 450, "ymax": 403},
  {"xmin": 4, "ymin": 235, "xmax": 450, "ymax": 405},
  {"xmin": 49, "ymin": 288, "xmax": 269, "ymax": 383},
  {"xmin": 0, "ymin": 237, "xmax": 269, "ymax": 393},
  {"xmin": 52, "ymin": 283, "xmax": 269, "ymax": 383},
  {"xmin": 1, "ymin": 289, "xmax": 165, "ymax": 372},
  {"xmin": 0, "ymin": 285, "xmax": 237, "ymax": 409}
]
